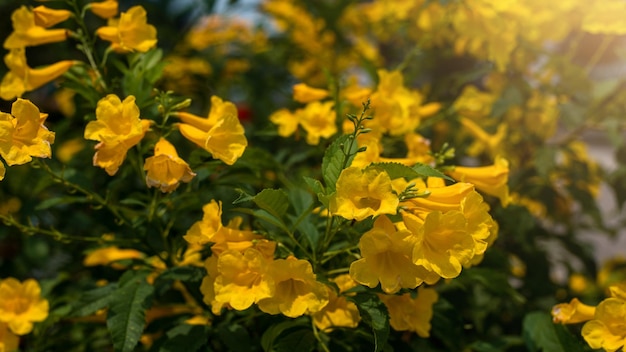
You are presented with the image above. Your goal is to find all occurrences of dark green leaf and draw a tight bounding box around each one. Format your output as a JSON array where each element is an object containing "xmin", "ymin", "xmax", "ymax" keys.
[
  {"xmin": 217, "ymin": 323, "xmax": 251, "ymax": 351},
  {"xmin": 261, "ymin": 318, "xmax": 309, "ymax": 352},
  {"xmin": 523, "ymin": 311, "xmax": 586, "ymax": 352},
  {"xmin": 35, "ymin": 196, "xmax": 90, "ymax": 210},
  {"xmin": 156, "ymin": 266, "xmax": 206, "ymax": 283},
  {"xmin": 107, "ymin": 270, "xmax": 154, "ymax": 352},
  {"xmin": 274, "ymin": 329, "xmax": 316, "ymax": 352},
  {"xmin": 158, "ymin": 324, "xmax": 209, "ymax": 352},
  {"xmin": 347, "ymin": 293, "xmax": 390, "ymax": 352},
  {"xmin": 254, "ymin": 189, "xmax": 290, "ymax": 218},
  {"xmin": 72, "ymin": 283, "xmax": 118, "ymax": 317}
]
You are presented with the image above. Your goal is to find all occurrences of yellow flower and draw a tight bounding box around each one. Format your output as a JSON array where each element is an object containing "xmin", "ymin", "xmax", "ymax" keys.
[
  {"xmin": 312, "ymin": 274, "xmax": 361, "ymax": 331},
  {"xmin": 211, "ymin": 248, "xmax": 275, "ymax": 312},
  {"xmin": 83, "ymin": 246, "xmax": 145, "ymax": 268},
  {"xmin": 297, "ymin": 101, "xmax": 337, "ymax": 145},
  {"xmin": 350, "ymin": 215, "xmax": 439, "ymax": 294},
  {"xmin": 0, "ymin": 98, "xmax": 55, "ymax": 167},
  {"xmin": 56, "ymin": 137, "xmax": 85, "ymax": 164},
  {"xmin": 379, "ymin": 286, "xmax": 438, "ymax": 337},
  {"xmin": 96, "ymin": 6, "xmax": 157, "ymax": 53},
  {"xmin": 447, "ymin": 156, "xmax": 511, "ymax": 206},
  {"xmin": 582, "ymin": 0, "xmax": 626, "ymax": 35},
  {"xmin": 4, "ymin": 6, "xmax": 68, "ymax": 49},
  {"xmin": 0, "ymin": 323, "xmax": 19, "ymax": 352},
  {"xmin": 459, "ymin": 117, "xmax": 507, "ymax": 158},
  {"xmin": 582, "ymin": 297, "xmax": 626, "ymax": 352},
  {"xmin": 406, "ymin": 211, "xmax": 474, "ymax": 279},
  {"xmin": 183, "ymin": 200, "xmax": 224, "ymax": 246},
  {"xmin": 84, "ymin": 95, "xmax": 150, "ymax": 175},
  {"xmin": 269, "ymin": 108, "xmax": 299, "ymax": 138},
  {"xmin": 329, "ymin": 166, "xmax": 399, "ymax": 221},
  {"xmin": 89, "ymin": 0, "xmax": 119, "ymax": 19},
  {"xmin": 552, "ymin": 298, "xmax": 596, "ymax": 324},
  {"xmin": 144, "ymin": 138, "xmax": 195, "ymax": 193},
  {"xmin": 0, "ymin": 48, "xmax": 75, "ymax": 100},
  {"xmin": 0, "ymin": 163, "xmax": 5, "ymax": 181},
  {"xmin": 0, "ymin": 278, "xmax": 49, "ymax": 335},
  {"xmin": 293, "ymin": 83, "xmax": 329, "ymax": 103},
  {"xmin": 257, "ymin": 256, "xmax": 329, "ymax": 318},
  {"xmin": 32, "ymin": 6, "xmax": 72, "ymax": 28},
  {"xmin": 176, "ymin": 96, "xmax": 247, "ymax": 165}
]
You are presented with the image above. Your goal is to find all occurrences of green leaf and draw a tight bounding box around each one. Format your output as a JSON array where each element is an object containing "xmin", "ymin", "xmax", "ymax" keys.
[
  {"xmin": 35, "ymin": 196, "xmax": 91, "ymax": 210},
  {"xmin": 106, "ymin": 270, "xmax": 154, "ymax": 352},
  {"xmin": 303, "ymin": 176, "xmax": 325, "ymax": 195},
  {"xmin": 72, "ymin": 283, "xmax": 118, "ymax": 317},
  {"xmin": 254, "ymin": 189, "xmax": 290, "ymax": 218},
  {"xmin": 158, "ymin": 324, "xmax": 209, "ymax": 352},
  {"xmin": 216, "ymin": 323, "xmax": 252, "ymax": 351},
  {"xmin": 261, "ymin": 318, "xmax": 309, "ymax": 352},
  {"xmin": 412, "ymin": 163, "xmax": 455, "ymax": 182},
  {"xmin": 347, "ymin": 293, "xmax": 390, "ymax": 352},
  {"xmin": 274, "ymin": 329, "xmax": 316, "ymax": 352},
  {"xmin": 322, "ymin": 134, "xmax": 358, "ymax": 192},
  {"xmin": 535, "ymin": 147, "xmax": 557, "ymax": 179},
  {"xmin": 156, "ymin": 266, "xmax": 206, "ymax": 283},
  {"xmin": 523, "ymin": 311, "xmax": 586, "ymax": 352}
]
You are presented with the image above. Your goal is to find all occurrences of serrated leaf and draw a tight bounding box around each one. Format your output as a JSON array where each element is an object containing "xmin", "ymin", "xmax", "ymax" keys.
[
  {"xmin": 412, "ymin": 163, "xmax": 454, "ymax": 182},
  {"xmin": 303, "ymin": 176, "xmax": 325, "ymax": 195},
  {"xmin": 523, "ymin": 311, "xmax": 586, "ymax": 352},
  {"xmin": 158, "ymin": 324, "xmax": 208, "ymax": 352},
  {"xmin": 72, "ymin": 283, "xmax": 118, "ymax": 317},
  {"xmin": 261, "ymin": 318, "xmax": 309, "ymax": 352},
  {"xmin": 322, "ymin": 134, "xmax": 358, "ymax": 192},
  {"xmin": 107, "ymin": 270, "xmax": 154, "ymax": 352},
  {"xmin": 254, "ymin": 189, "xmax": 289, "ymax": 218},
  {"xmin": 348, "ymin": 293, "xmax": 390, "ymax": 352}
]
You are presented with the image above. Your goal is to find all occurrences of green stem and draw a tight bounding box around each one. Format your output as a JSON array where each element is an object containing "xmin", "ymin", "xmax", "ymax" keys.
[{"xmin": 70, "ymin": 0, "xmax": 108, "ymax": 91}]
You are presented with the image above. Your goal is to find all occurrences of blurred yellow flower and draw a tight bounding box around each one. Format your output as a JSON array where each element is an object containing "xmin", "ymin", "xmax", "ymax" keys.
[
  {"xmin": 56, "ymin": 137, "xmax": 85, "ymax": 164},
  {"xmin": 4, "ymin": 6, "xmax": 68, "ymax": 49},
  {"xmin": 0, "ymin": 98, "xmax": 55, "ymax": 167},
  {"xmin": 313, "ymin": 274, "xmax": 360, "ymax": 331},
  {"xmin": 269, "ymin": 108, "xmax": 298, "ymax": 138},
  {"xmin": 0, "ymin": 323, "xmax": 19, "ymax": 352},
  {"xmin": 406, "ymin": 210, "xmax": 474, "ymax": 279},
  {"xmin": 582, "ymin": 297, "xmax": 626, "ymax": 352},
  {"xmin": 329, "ymin": 166, "xmax": 399, "ymax": 221},
  {"xmin": 177, "ymin": 96, "xmax": 247, "ymax": 165},
  {"xmin": 96, "ymin": 6, "xmax": 157, "ymax": 53},
  {"xmin": 32, "ymin": 6, "xmax": 72, "ymax": 28},
  {"xmin": 552, "ymin": 298, "xmax": 596, "ymax": 324},
  {"xmin": 83, "ymin": 246, "xmax": 144, "ymax": 268},
  {"xmin": 144, "ymin": 138, "xmax": 195, "ymax": 193},
  {"xmin": 350, "ymin": 215, "xmax": 439, "ymax": 294},
  {"xmin": 582, "ymin": 0, "xmax": 626, "ymax": 35},
  {"xmin": 0, "ymin": 48, "xmax": 75, "ymax": 100},
  {"xmin": 297, "ymin": 101, "xmax": 336, "ymax": 145},
  {"xmin": 0, "ymin": 278, "xmax": 49, "ymax": 335},
  {"xmin": 379, "ymin": 286, "xmax": 438, "ymax": 337},
  {"xmin": 293, "ymin": 83, "xmax": 329, "ymax": 103},
  {"xmin": 257, "ymin": 256, "xmax": 329, "ymax": 318},
  {"xmin": 89, "ymin": 0, "xmax": 119, "ymax": 20},
  {"xmin": 84, "ymin": 94, "xmax": 150, "ymax": 175},
  {"xmin": 0, "ymin": 163, "xmax": 5, "ymax": 182},
  {"xmin": 447, "ymin": 156, "xmax": 510, "ymax": 206}
]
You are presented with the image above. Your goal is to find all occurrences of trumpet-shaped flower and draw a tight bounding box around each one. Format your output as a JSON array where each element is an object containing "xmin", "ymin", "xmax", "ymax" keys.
[
  {"xmin": 329, "ymin": 166, "xmax": 399, "ymax": 221},
  {"xmin": 293, "ymin": 83, "xmax": 329, "ymax": 103},
  {"xmin": 0, "ymin": 323, "xmax": 19, "ymax": 352},
  {"xmin": 83, "ymin": 246, "xmax": 145, "ymax": 268},
  {"xmin": 0, "ymin": 98, "xmax": 55, "ymax": 167},
  {"xmin": 0, "ymin": 278, "xmax": 49, "ymax": 335},
  {"xmin": 552, "ymin": 298, "xmax": 596, "ymax": 324},
  {"xmin": 177, "ymin": 96, "xmax": 247, "ymax": 165},
  {"xmin": 350, "ymin": 215, "xmax": 439, "ymax": 294},
  {"xmin": 144, "ymin": 138, "xmax": 196, "ymax": 192},
  {"xmin": 211, "ymin": 248, "xmax": 275, "ymax": 312},
  {"xmin": 447, "ymin": 156, "xmax": 510, "ymax": 206},
  {"xmin": 461, "ymin": 191, "xmax": 498, "ymax": 266},
  {"xmin": 32, "ymin": 6, "xmax": 72, "ymax": 28},
  {"xmin": 0, "ymin": 163, "xmax": 5, "ymax": 181},
  {"xmin": 96, "ymin": 6, "xmax": 157, "ymax": 53},
  {"xmin": 257, "ymin": 256, "xmax": 329, "ymax": 318},
  {"xmin": 183, "ymin": 200, "xmax": 224, "ymax": 246},
  {"xmin": 90, "ymin": 0, "xmax": 119, "ymax": 19},
  {"xmin": 84, "ymin": 95, "xmax": 150, "ymax": 175},
  {"xmin": 4, "ymin": 6, "xmax": 68, "ymax": 49},
  {"xmin": 379, "ymin": 286, "xmax": 438, "ymax": 337},
  {"xmin": 0, "ymin": 49, "xmax": 75, "ymax": 100},
  {"xmin": 582, "ymin": 297, "xmax": 626, "ymax": 352},
  {"xmin": 406, "ymin": 211, "xmax": 474, "ymax": 279},
  {"xmin": 313, "ymin": 274, "xmax": 361, "ymax": 331},
  {"xmin": 269, "ymin": 108, "xmax": 299, "ymax": 138}
]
